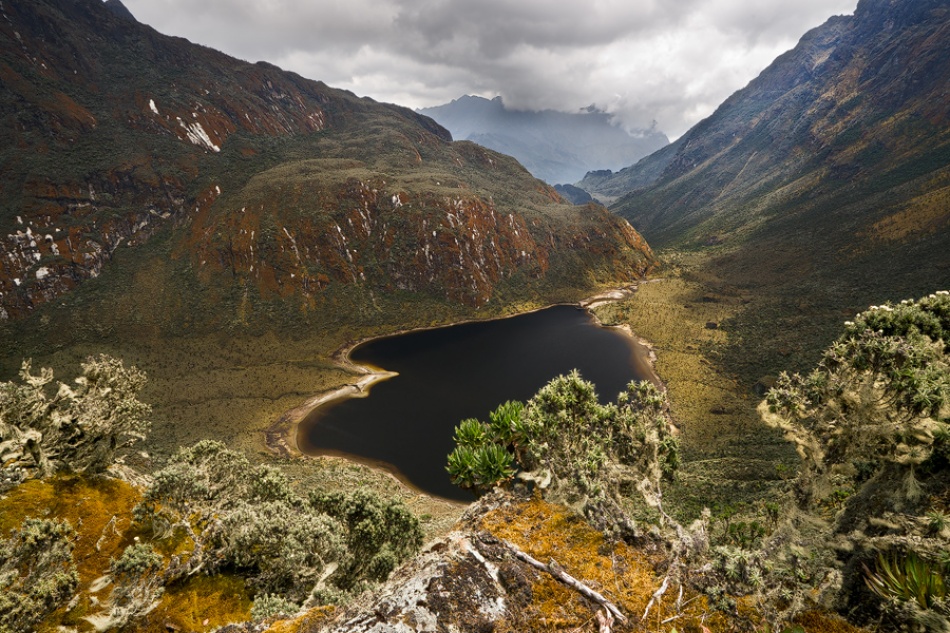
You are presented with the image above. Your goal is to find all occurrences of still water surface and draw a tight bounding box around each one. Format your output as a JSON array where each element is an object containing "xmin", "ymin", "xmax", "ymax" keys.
[{"xmin": 298, "ymin": 304, "xmax": 650, "ymax": 501}]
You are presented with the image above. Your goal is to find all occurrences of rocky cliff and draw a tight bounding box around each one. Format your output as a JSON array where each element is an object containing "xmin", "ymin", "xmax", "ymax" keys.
[{"xmin": 0, "ymin": 0, "xmax": 654, "ymax": 327}]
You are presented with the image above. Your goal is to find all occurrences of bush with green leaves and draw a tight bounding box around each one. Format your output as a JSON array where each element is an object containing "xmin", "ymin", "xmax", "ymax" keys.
[
  {"xmin": 251, "ymin": 593, "xmax": 300, "ymax": 623},
  {"xmin": 0, "ymin": 518, "xmax": 79, "ymax": 633},
  {"xmin": 0, "ymin": 355, "xmax": 151, "ymax": 487},
  {"xmin": 756, "ymin": 292, "xmax": 950, "ymax": 630},
  {"xmin": 309, "ymin": 489, "xmax": 424, "ymax": 591},
  {"xmin": 761, "ymin": 291, "xmax": 950, "ymax": 509},
  {"xmin": 447, "ymin": 371, "xmax": 678, "ymax": 538},
  {"xmin": 135, "ymin": 440, "xmax": 421, "ymax": 605}
]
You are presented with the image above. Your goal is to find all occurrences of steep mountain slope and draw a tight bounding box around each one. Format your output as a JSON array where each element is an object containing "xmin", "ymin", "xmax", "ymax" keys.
[
  {"xmin": 0, "ymin": 0, "xmax": 654, "ymax": 328},
  {"xmin": 580, "ymin": 0, "xmax": 950, "ymax": 380},
  {"xmin": 418, "ymin": 95, "xmax": 669, "ymax": 185}
]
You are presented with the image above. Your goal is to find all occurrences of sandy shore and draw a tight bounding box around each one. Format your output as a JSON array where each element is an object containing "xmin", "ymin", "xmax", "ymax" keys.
[{"xmin": 265, "ymin": 281, "xmax": 665, "ymax": 468}]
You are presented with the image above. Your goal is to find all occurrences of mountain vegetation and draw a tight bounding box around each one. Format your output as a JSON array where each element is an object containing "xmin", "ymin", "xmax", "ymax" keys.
[
  {"xmin": 1, "ymin": 0, "xmax": 949, "ymax": 631},
  {"xmin": 419, "ymin": 96, "xmax": 669, "ymax": 185},
  {"xmin": 0, "ymin": 0, "xmax": 654, "ymax": 462},
  {"xmin": 580, "ymin": 0, "xmax": 950, "ymax": 393},
  {"xmin": 0, "ymin": 0, "xmax": 654, "ymax": 325}
]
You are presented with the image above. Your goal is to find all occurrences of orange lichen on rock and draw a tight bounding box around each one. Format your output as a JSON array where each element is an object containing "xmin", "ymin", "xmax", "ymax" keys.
[{"xmin": 478, "ymin": 496, "xmax": 729, "ymax": 633}]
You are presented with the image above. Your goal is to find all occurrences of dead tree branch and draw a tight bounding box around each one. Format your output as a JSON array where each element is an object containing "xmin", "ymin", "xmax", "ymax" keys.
[{"xmin": 502, "ymin": 539, "xmax": 626, "ymax": 624}]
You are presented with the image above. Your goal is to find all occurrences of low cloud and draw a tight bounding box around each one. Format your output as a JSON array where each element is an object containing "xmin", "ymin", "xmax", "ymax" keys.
[{"xmin": 123, "ymin": 0, "xmax": 857, "ymax": 139}]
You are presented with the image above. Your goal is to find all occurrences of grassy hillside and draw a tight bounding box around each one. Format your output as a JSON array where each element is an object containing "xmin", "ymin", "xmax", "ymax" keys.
[{"xmin": 579, "ymin": 0, "xmax": 950, "ymax": 389}]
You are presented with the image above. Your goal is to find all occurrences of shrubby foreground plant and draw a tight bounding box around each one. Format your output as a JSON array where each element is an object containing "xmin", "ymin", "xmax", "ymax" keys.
[
  {"xmin": 755, "ymin": 291, "xmax": 950, "ymax": 630},
  {"xmin": 136, "ymin": 440, "xmax": 423, "ymax": 611},
  {"xmin": 0, "ymin": 517, "xmax": 79, "ymax": 632},
  {"xmin": 447, "ymin": 371, "xmax": 679, "ymax": 539},
  {"xmin": 0, "ymin": 356, "xmax": 423, "ymax": 631},
  {"xmin": 0, "ymin": 355, "xmax": 150, "ymax": 489}
]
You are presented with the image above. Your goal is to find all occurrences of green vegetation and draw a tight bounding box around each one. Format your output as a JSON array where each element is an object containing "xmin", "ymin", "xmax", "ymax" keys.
[
  {"xmin": 135, "ymin": 439, "xmax": 422, "ymax": 605},
  {"xmin": 762, "ymin": 292, "xmax": 950, "ymax": 510},
  {"xmin": 0, "ymin": 518, "xmax": 79, "ymax": 633},
  {"xmin": 0, "ymin": 357, "xmax": 424, "ymax": 632},
  {"xmin": 448, "ymin": 371, "xmax": 678, "ymax": 538},
  {"xmin": 309, "ymin": 489, "xmax": 424, "ymax": 592},
  {"xmin": 751, "ymin": 292, "xmax": 950, "ymax": 631},
  {"xmin": 864, "ymin": 552, "xmax": 949, "ymax": 615}
]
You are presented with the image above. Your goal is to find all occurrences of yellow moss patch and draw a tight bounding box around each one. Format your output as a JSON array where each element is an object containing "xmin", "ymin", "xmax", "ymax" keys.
[
  {"xmin": 0, "ymin": 476, "xmax": 253, "ymax": 632},
  {"xmin": 136, "ymin": 574, "xmax": 253, "ymax": 633},
  {"xmin": 264, "ymin": 605, "xmax": 336, "ymax": 633},
  {"xmin": 479, "ymin": 497, "xmax": 737, "ymax": 632},
  {"xmin": 0, "ymin": 475, "xmax": 141, "ymax": 586},
  {"xmin": 0, "ymin": 475, "xmax": 142, "ymax": 631}
]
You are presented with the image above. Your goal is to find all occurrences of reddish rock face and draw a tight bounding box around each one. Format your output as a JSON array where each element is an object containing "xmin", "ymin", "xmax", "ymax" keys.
[
  {"xmin": 0, "ymin": 0, "xmax": 654, "ymax": 323},
  {"xmin": 185, "ymin": 176, "xmax": 653, "ymax": 309}
]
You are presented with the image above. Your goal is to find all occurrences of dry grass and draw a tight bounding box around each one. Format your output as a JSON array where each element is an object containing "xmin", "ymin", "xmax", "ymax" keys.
[
  {"xmin": 137, "ymin": 574, "xmax": 252, "ymax": 632},
  {"xmin": 264, "ymin": 606, "xmax": 337, "ymax": 633}
]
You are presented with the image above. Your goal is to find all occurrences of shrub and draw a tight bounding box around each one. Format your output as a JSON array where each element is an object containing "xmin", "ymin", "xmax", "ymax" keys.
[
  {"xmin": 447, "ymin": 371, "xmax": 678, "ymax": 538},
  {"xmin": 0, "ymin": 355, "xmax": 150, "ymax": 485},
  {"xmin": 102, "ymin": 543, "xmax": 165, "ymax": 628},
  {"xmin": 251, "ymin": 594, "xmax": 300, "ymax": 622},
  {"xmin": 761, "ymin": 292, "xmax": 950, "ymax": 509},
  {"xmin": 0, "ymin": 518, "xmax": 79, "ymax": 632},
  {"xmin": 136, "ymin": 441, "xmax": 421, "ymax": 606},
  {"xmin": 309, "ymin": 489, "xmax": 424, "ymax": 590},
  {"xmin": 756, "ymin": 292, "xmax": 950, "ymax": 630}
]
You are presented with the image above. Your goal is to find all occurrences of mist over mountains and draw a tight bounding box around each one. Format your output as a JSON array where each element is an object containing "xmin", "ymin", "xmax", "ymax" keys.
[{"xmin": 418, "ymin": 95, "xmax": 668, "ymax": 185}]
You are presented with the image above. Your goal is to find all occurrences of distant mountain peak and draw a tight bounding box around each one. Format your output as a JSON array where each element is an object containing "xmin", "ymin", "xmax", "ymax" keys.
[
  {"xmin": 419, "ymin": 96, "xmax": 668, "ymax": 184},
  {"xmin": 103, "ymin": 0, "xmax": 136, "ymax": 22}
]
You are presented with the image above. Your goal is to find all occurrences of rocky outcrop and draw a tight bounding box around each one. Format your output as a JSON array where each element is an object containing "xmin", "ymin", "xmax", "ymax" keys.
[{"xmin": 186, "ymin": 167, "xmax": 651, "ymax": 307}]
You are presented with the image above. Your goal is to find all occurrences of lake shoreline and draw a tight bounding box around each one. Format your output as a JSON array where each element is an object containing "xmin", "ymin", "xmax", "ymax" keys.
[{"xmin": 265, "ymin": 281, "xmax": 665, "ymax": 497}]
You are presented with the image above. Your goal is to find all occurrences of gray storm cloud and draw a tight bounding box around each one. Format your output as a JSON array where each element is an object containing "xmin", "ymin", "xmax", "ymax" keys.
[{"xmin": 121, "ymin": 0, "xmax": 857, "ymax": 139}]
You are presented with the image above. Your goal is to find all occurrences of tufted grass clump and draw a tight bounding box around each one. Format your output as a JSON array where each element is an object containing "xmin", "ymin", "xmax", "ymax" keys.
[{"xmin": 864, "ymin": 551, "xmax": 949, "ymax": 614}]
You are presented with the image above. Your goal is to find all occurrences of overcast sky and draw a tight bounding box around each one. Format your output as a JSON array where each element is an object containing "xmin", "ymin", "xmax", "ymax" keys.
[{"xmin": 120, "ymin": 0, "xmax": 858, "ymax": 140}]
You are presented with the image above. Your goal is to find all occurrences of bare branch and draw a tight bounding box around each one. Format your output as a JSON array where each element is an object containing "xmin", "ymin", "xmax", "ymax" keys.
[{"xmin": 501, "ymin": 539, "xmax": 627, "ymax": 624}]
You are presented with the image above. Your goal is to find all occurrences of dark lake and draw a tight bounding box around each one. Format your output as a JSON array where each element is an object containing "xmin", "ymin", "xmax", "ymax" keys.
[{"xmin": 297, "ymin": 304, "xmax": 652, "ymax": 501}]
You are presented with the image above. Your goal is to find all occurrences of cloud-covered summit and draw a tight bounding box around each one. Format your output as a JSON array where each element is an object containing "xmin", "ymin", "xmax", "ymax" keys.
[{"xmin": 121, "ymin": 0, "xmax": 857, "ymax": 139}]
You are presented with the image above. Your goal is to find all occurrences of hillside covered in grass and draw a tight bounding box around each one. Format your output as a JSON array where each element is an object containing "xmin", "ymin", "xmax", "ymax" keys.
[{"xmin": 580, "ymin": 0, "xmax": 950, "ymax": 386}]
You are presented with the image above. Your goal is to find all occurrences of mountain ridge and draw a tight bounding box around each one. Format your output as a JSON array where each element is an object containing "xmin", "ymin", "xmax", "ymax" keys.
[
  {"xmin": 579, "ymin": 0, "xmax": 950, "ymax": 383},
  {"xmin": 581, "ymin": 0, "xmax": 949, "ymax": 247},
  {"xmin": 0, "ymin": 0, "xmax": 655, "ymax": 328},
  {"xmin": 418, "ymin": 95, "xmax": 669, "ymax": 185}
]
